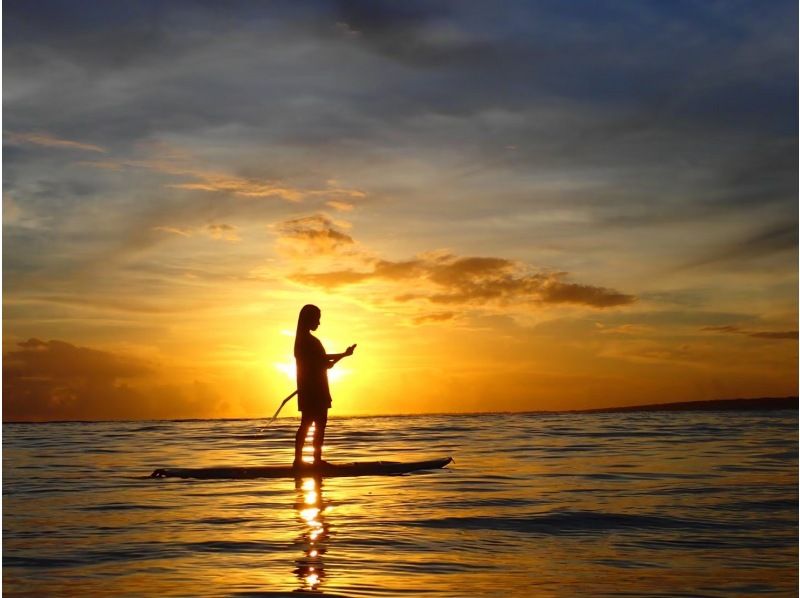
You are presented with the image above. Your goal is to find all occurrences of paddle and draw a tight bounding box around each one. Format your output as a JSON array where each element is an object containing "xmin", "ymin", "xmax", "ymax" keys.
[{"xmin": 261, "ymin": 389, "xmax": 297, "ymax": 429}]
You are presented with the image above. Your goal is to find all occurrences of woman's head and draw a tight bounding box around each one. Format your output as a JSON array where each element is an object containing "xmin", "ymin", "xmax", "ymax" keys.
[{"xmin": 297, "ymin": 304, "xmax": 321, "ymax": 333}]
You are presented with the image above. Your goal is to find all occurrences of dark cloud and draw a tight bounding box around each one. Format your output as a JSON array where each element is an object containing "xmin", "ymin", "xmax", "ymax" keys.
[
  {"xmin": 3, "ymin": 338, "xmax": 226, "ymax": 421},
  {"xmin": 5, "ymin": 338, "xmax": 150, "ymax": 379},
  {"xmin": 278, "ymin": 214, "xmax": 634, "ymax": 309},
  {"xmin": 702, "ymin": 326, "xmax": 798, "ymax": 341},
  {"xmin": 681, "ymin": 222, "xmax": 798, "ymax": 269},
  {"xmin": 292, "ymin": 252, "xmax": 635, "ymax": 309},
  {"xmin": 331, "ymin": 0, "xmax": 494, "ymax": 68},
  {"xmin": 749, "ymin": 331, "xmax": 798, "ymax": 340}
]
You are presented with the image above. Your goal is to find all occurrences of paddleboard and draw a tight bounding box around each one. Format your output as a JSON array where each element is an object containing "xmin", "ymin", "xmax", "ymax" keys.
[{"xmin": 150, "ymin": 457, "xmax": 452, "ymax": 479}]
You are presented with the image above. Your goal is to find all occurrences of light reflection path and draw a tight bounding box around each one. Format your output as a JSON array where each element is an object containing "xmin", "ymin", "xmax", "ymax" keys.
[
  {"xmin": 294, "ymin": 476, "xmax": 331, "ymax": 593},
  {"xmin": 293, "ymin": 422, "xmax": 332, "ymax": 593}
]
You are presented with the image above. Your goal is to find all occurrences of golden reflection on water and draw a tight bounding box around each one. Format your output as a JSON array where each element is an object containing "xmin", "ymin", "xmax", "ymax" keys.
[
  {"xmin": 294, "ymin": 423, "xmax": 331, "ymax": 592},
  {"xmin": 302, "ymin": 422, "xmax": 317, "ymax": 464},
  {"xmin": 294, "ymin": 476, "xmax": 331, "ymax": 593}
]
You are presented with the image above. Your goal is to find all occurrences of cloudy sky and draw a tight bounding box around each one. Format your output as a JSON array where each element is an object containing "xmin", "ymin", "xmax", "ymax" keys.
[{"xmin": 4, "ymin": 0, "xmax": 797, "ymax": 420}]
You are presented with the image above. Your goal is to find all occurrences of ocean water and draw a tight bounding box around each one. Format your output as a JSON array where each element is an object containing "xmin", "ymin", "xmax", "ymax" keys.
[{"xmin": 3, "ymin": 411, "xmax": 797, "ymax": 597}]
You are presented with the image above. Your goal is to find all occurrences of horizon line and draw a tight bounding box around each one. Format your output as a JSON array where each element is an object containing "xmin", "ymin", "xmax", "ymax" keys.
[{"xmin": 4, "ymin": 396, "xmax": 796, "ymax": 424}]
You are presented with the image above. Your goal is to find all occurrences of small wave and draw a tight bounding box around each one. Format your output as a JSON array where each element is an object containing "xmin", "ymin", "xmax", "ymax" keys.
[
  {"xmin": 195, "ymin": 516, "xmax": 257, "ymax": 525},
  {"xmin": 760, "ymin": 450, "xmax": 797, "ymax": 460},
  {"xmin": 232, "ymin": 591, "xmax": 352, "ymax": 597},
  {"xmin": 401, "ymin": 511, "xmax": 734, "ymax": 535},
  {"xmin": 129, "ymin": 425, "xmax": 167, "ymax": 432},
  {"xmin": 436, "ymin": 496, "xmax": 539, "ymax": 508},
  {"xmin": 4, "ymin": 544, "xmax": 183, "ymax": 568},
  {"xmin": 184, "ymin": 539, "xmax": 286, "ymax": 553},
  {"xmin": 76, "ymin": 502, "xmax": 169, "ymax": 512},
  {"xmin": 716, "ymin": 498, "xmax": 799, "ymax": 513},
  {"xmin": 328, "ymin": 430, "xmax": 383, "ymax": 440}
]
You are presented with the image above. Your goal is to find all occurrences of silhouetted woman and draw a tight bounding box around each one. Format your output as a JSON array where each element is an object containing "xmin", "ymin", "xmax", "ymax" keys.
[{"xmin": 294, "ymin": 304, "xmax": 356, "ymax": 467}]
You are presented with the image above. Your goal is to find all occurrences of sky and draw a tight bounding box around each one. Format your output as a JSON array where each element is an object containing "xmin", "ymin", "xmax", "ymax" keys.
[{"xmin": 3, "ymin": 0, "xmax": 797, "ymax": 421}]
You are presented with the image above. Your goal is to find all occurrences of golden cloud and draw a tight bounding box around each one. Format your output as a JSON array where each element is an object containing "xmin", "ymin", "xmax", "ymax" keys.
[
  {"xmin": 5, "ymin": 131, "xmax": 106, "ymax": 153},
  {"xmin": 79, "ymin": 143, "xmax": 365, "ymax": 204},
  {"xmin": 412, "ymin": 311, "xmax": 457, "ymax": 324},
  {"xmin": 279, "ymin": 216, "xmax": 636, "ymax": 311},
  {"xmin": 275, "ymin": 214, "xmax": 357, "ymax": 257},
  {"xmin": 206, "ymin": 223, "xmax": 241, "ymax": 242},
  {"xmin": 292, "ymin": 259, "xmax": 634, "ymax": 308},
  {"xmin": 326, "ymin": 200, "xmax": 355, "ymax": 212},
  {"xmin": 153, "ymin": 225, "xmax": 193, "ymax": 237},
  {"xmin": 169, "ymin": 175, "xmax": 306, "ymax": 201},
  {"xmin": 153, "ymin": 223, "xmax": 240, "ymax": 242}
]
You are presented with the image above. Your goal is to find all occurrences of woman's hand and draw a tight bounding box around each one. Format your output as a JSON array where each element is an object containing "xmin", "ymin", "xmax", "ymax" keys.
[{"xmin": 326, "ymin": 345, "xmax": 357, "ymax": 368}]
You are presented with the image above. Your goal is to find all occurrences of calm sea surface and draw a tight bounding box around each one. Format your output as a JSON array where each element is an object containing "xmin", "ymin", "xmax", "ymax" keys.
[{"xmin": 3, "ymin": 411, "xmax": 798, "ymax": 597}]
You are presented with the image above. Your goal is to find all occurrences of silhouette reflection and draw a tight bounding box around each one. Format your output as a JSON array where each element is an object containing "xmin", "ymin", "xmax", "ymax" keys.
[{"xmin": 293, "ymin": 475, "xmax": 331, "ymax": 593}]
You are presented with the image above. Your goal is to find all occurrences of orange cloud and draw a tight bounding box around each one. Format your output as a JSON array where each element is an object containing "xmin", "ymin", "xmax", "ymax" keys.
[
  {"xmin": 79, "ymin": 143, "xmax": 365, "ymax": 204},
  {"xmin": 279, "ymin": 217, "xmax": 635, "ymax": 311},
  {"xmin": 293, "ymin": 259, "xmax": 634, "ymax": 308},
  {"xmin": 702, "ymin": 326, "xmax": 798, "ymax": 341},
  {"xmin": 169, "ymin": 175, "xmax": 307, "ymax": 200},
  {"xmin": 153, "ymin": 225, "xmax": 193, "ymax": 237},
  {"xmin": 5, "ymin": 131, "xmax": 106, "ymax": 153},
  {"xmin": 206, "ymin": 223, "xmax": 241, "ymax": 241},
  {"xmin": 326, "ymin": 200, "xmax": 355, "ymax": 212},
  {"xmin": 153, "ymin": 223, "xmax": 240, "ymax": 242},
  {"xmin": 412, "ymin": 311, "xmax": 457, "ymax": 324},
  {"xmin": 276, "ymin": 214, "xmax": 358, "ymax": 257}
]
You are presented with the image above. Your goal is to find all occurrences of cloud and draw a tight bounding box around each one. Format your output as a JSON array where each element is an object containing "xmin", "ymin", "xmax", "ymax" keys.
[
  {"xmin": 168, "ymin": 175, "xmax": 307, "ymax": 201},
  {"xmin": 153, "ymin": 225, "xmax": 192, "ymax": 237},
  {"xmin": 4, "ymin": 338, "xmax": 148, "ymax": 420},
  {"xmin": 681, "ymin": 222, "xmax": 797, "ymax": 269},
  {"xmin": 3, "ymin": 338, "xmax": 226, "ymax": 421},
  {"xmin": 412, "ymin": 311, "xmax": 457, "ymax": 325},
  {"xmin": 153, "ymin": 223, "xmax": 240, "ymax": 242},
  {"xmin": 5, "ymin": 131, "xmax": 106, "ymax": 153},
  {"xmin": 749, "ymin": 331, "xmax": 798, "ymax": 340},
  {"xmin": 326, "ymin": 200, "xmax": 355, "ymax": 212},
  {"xmin": 82, "ymin": 150, "xmax": 366, "ymax": 204},
  {"xmin": 275, "ymin": 214, "xmax": 357, "ymax": 257},
  {"xmin": 7, "ymin": 338, "xmax": 150, "ymax": 379},
  {"xmin": 332, "ymin": 0, "xmax": 494, "ymax": 68},
  {"xmin": 281, "ymin": 217, "xmax": 635, "ymax": 310},
  {"xmin": 206, "ymin": 223, "xmax": 240, "ymax": 241},
  {"xmin": 702, "ymin": 326, "xmax": 797, "ymax": 341}
]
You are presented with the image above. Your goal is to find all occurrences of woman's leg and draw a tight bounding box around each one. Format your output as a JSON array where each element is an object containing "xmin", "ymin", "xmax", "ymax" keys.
[
  {"xmin": 294, "ymin": 413, "xmax": 313, "ymax": 465},
  {"xmin": 312, "ymin": 411, "xmax": 329, "ymax": 464}
]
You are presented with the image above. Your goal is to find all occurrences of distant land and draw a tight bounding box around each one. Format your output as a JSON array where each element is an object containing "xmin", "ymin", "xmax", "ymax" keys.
[{"xmin": 576, "ymin": 397, "xmax": 797, "ymax": 414}]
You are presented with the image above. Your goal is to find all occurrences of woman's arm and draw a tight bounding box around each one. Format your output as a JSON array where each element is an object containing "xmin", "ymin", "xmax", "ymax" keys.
[{"xmin": 326, "ymin": 344, "xmax": 357, "ymax": 368}]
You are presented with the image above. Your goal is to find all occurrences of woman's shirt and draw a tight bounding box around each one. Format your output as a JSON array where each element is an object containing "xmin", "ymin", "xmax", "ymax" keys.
[{"xmin": 294, "ymin": 332, "xmax": 332, "ymax": 412}]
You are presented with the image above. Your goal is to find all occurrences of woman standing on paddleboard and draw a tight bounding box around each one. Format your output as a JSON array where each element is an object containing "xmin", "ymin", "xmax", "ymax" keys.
[{"xmin": 294, "ymin": 304, "xmax": 356, "ymax": 468}]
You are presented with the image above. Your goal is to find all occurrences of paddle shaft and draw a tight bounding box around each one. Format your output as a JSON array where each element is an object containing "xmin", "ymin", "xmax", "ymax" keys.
[{"xmin": 266, "ymin": 389, "xmax": 298, "ymax": 426}]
